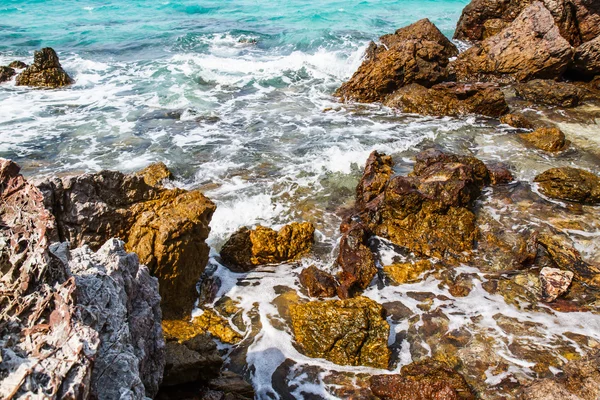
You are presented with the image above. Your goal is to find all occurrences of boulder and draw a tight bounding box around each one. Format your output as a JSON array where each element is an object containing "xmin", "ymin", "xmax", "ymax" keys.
[
  {"xmin": 519, "ymin": 127, "xmax": 568, "ymax": 152},
  {"xmin": 8, "ymin": 60, "xmax": 27, "ymax": 69},
  {"xmin": 515, "ymin": 79, "xmax": 587, "ymax": 107},
  {"xmin": 289, "ymin": 297, "xmax": 390, "ymax": 368},
  {"xmin": 355, "ymin": 150, "xmax": 394, "ymax": 209},
  {"xmin": 38, "ymin": 163, "xmax": 216, "ymax": 319},
  {"xmin": 370, "ymin": 359, "xmax": 475, "ymax": 400},
  {"xmin": 500, "ymin": 113, "xmax": 535, "ymax": 129},
  {"xmin": 0, "ymin": 66, "xmax": 15, "ymax": 83},
  {"xmin": 15, "ymin": 47, "xmax": 73, "ymax": 88},
  {"xmin": 220, "ymin": 222, "xmax": 315, "ymax": 271},
  {"xmin": 534, "ymin": 167, "xmax": 600, "ymax": 205},
  {"xmin": 452, "ymin": 3, "xmax": 573, "ymax": 83},
  {"xmin": 487, "ymin": 162, "xmax": 515, "ymax": 184},
  {"xmin": 384, "ymin": 82, "xmax": 509, "ymax": 117},
  {"xmin": 539, "ymin": 267, "xmax": 573, "ymax": 302},
  {"xmin": 299, "ymin": 265, "xmax": 338, "ymax": 298},
  {"xmin": 383, "ymin": 260, "xmax": 434, "ymax": 285},
  {"xmin": 335, "ymin": 222, "xmax": 377, "ymax": 298},
  {"xmin": 335, "ymin": 19, "xmax": 457, "ymax": 103},
  {"xmin": 571, "ymin": 34, "xmax": 600, "ymax": 77}
]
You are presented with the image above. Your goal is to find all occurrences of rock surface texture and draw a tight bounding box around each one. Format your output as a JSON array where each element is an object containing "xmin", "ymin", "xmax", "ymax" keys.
[
  {"xmin": 571, "ymin": 34, "xmax": 600, "ymax": 77},
  {"xmin": 534, "ymin": 167, "xmax": 600, "ymax": 205},
  {"xmin": 15, "ymin": 47, "xmax": 73, "ymax": 88},
  {"xmin": 0, "ymin": 66, "xmax": 16, "ymax": 83},
  {"xmin": 519, "ymin": 127, "xmax": 568, "ymax": 152},
  {"xmin": 515, "ymin": 79, "xmax": 587, "ymax": 107}
]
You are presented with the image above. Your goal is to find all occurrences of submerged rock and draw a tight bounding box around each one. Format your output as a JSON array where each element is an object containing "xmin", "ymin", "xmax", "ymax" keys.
[
  {"xmin": 335, "ymin": 222, "xmax": 377, "ymax": 298},
  {"xmin": 384, "ymin": 82, "xmax": 509, "ymax": 117},
  {"xmin": 539, "ymin": 267, "xmax": 574, "ymax": 302},
  {"xmin": 299, "ymin": 265, "xmax": 338, "ymax": 298},
  {"xmin": 515, "ymin": 80, "xmax": 587, "ymax": 108},
  {"xmin": 571, "ymin": 34, "xmax": 600, "ymax": 77},
  {"xmin": 220, "ymin": 222, "xmax": 315, "ymax": 271},
  {"xmin": 15, "ymin": 47, "xmax": 73, "ymax": 88},
  {"xmin": 0, "ymin": 66, "xmax": 16, "ymax": 83},
  {"xmin": 534, "ymin": 167, "xmax": 600, "ymax": 205},
  {"xmin": 289, "ymin": 297, "xmax": 390, "ymax": 368},
  {"xmin": 452, "ymin": 3, "xmax": 573, "ymax": 83},
  {"xmin": 519, "ymin": 127, "xmax": 568, "ymax": 152}
]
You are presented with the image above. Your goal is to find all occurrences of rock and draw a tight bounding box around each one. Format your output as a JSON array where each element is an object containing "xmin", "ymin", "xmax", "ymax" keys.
[
  {"xmin": 487, "ymin": 162, "xmax": 514, "ymax": 184},
  {"xmin": 220, "ymin": 222, "xmax": 315, "ymax": 271},
  {"xmin": 335, "ymin": 19, "xmax": 457, "ymax": 103},
  {"xmin": 452, "ymin": 3, "xmax": 573, "ymax": 83},
  {"xmin": 355, "ymin": 150, "xmax": 394, "ymax": 209},
  {"xmin": 540, "ymin": 267, "xmax": 574, "ymax": 302},
  {"xmin": 519, "ymin": 127, "xmax": 568, "ymax": 152},
  {"xmin": 162, "ymin": 336, "xmax": 223, "ymax": 386},
  {"xmin": 38, "ymin": 163, "xmax": 216, "ymax": 319},
  {"xmin": 538, "ymin": 233, "xmax": 600, "ymax": 288},
  {"xmin": 335, "ymin": 222, "xmax": 377, "ymax": 298},
  {"xmin": 136, "ymin": 161, "xmax": 174, "ymax": 186},
  {"xmin": 289, "ymin": 297, "xmax": 390, "ymax": 368},
  {"xmin": 534, "ymin": 167, "xmax": 600, "ymax": 205},
  {"xmin": 8, "ymin": 60, "xmax": 27, "ymax": 69},
  {"xmin": 383, "ymin": 260, "xmax": 434, "ymax": 285},
  {"xmin": 515, "ymin": 79, "xmax": 587, "ymax": 107},
  {"xmin": 299, "ymin": 265, "xmax": 338, "ymax": 298},
  {"xmin": 500, "ymin": 113, "xmax": 535, "ymax": 129},
  {"xmin": 574, "ymin": 0, "xmax": 600, "ymax": 43},
  {"xmin": 163, "ymin": 309, "xmax": 243, "ymax": 345},
  {"xmin": 571, "ymin": 34, "xmax": 600, "ymax": 77},
  {"xmin": 384, "ymin": 82, "xmax": 509, "ymax": 117},
  {"xmin": 15, "ymin": 47, "xmax": 73, "ymax": 88},
  {"xmin": 370, "ymin": 359, "xmax": 475, "ymax": 400},
  {"xmin": 0, "ymin": 66, "xmax": 16, "ymax": 83}
]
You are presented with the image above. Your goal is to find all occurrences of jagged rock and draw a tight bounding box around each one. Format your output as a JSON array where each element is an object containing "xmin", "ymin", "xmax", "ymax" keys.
[
  {"xmin": 384, "ymin": 82, "xmax": 509, "ymax": 117},
  {"xmin": 500, "ymin": 113, "xmax": 535, "ymax": 129},
  {"xmin": 335, "ymin": 19, "xmax": 457, "ymax": 103},
  {"xmin": 38, "ymin": 163, "xmax": 216, "ymax": 319},
  {"xmin": 487, "ymin": 162, "xmax": 514, "ymax": 184},
  {"xmin": 540, "ymin": 267, "xmax": 574, "ymax": 302},
  {"xmin": 220, "ymin": 222, "xmax": 315, "ymax": 271},
  {"xmin": 515, "ymin": 79, "xmax": 587, "ymax": 107},
  {"xmin": 8, "ymin": 61, "xmax": 27, "ymax": 69},
  {"xmin": 163, "ymin": 309, "xmax": 243, "ymax": 345},
  {"xmin": 575, "ymin": 0, "xmax": 600, "ymax": 43},
  {"xmin": 519, "ymin": 127, "xmax": 568, "ymax": 152},
  {"xmin": 335, "ymin": 223, "xmax": 377, "ymax": 299},
  {"xmin": 451, "ymin": 3, "xmax": 573, "ymax": 83},
  {"xmin": 15, "ymin": 48, "xmax": 73, "ymax": 88},
  {"xmin": 534, "ymin": 167, "xmax": 600, "ymax": 205},
  {"xmin": 571, "ymin": 34, "xmax": 600, "ymax": 77},
  {"xmin": 0, "ymin": 66, "xmax": 16, "ymax": 83},
  {"xmin": 136, "ymin": 161, "xmax": 174, "ymax": 186},
  {"xmin": 538, "ymin": 233, "xmax": 600, "ymax": 287},
  {"xmin": 370, "ymin": 359, "xmax": 475, "ymax": 400},
  {"xmin": 383, "ymin": 260, "xmax": 434, "ymax": 285},
  {"xmin": 299, "ymin": 265, "xmax": 338, "ymax": 298},
  {"xmin": 289, "ymin": 297, "xmax": 390, "ymax": 368},
  {"xmin": 355, "ymin": 151, "xmax": 393, "ymax": 209}
]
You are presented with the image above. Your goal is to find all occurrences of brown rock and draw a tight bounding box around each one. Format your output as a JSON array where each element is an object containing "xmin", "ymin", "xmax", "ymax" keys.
[
  {"xmin": 162, "ymin": 337, "xmax": 223, "ymax": 386},
  {"xmin": 289, "ymin": 297, "xmax": 390, "ymax": 368},
  {"xmin": 540, "ymin": 267, "xmax": 574, "ymax": 302},
  {"xmin": 519, "ymin": 127, "xmax": 568, "ymax": 152},
  {"xmin": 0, "ymin": 66, "xmax": 16, "ymax": 83},
  {"xmin": 515, "ymin": 79, "xmax": 587, "ymax": 107},
  {"xmin": 516, "ymin": 231, "xmax": 539, "ymax": 266},
  {"xmin": 500, "ymin": 113, "xmax": 535, "ymax": 129},
  {"xmin": 299, "ymin": 265, "xmax": 338, "ymax": 298},
  {"xmin": 335, "ymin": 222, "xmax": 377, "ymax": 299},
  {"xmin": 574, "ymin": 0, "xmax": 600, "ymax": 43},
  {"xmin": 452, "ymin": 3, "xmax": 573, "ymax": 83},
  {"xmin": 370, "ymin": 359, "xmax": 475, "ymax": 400},
  {"xmin": 384, "ymin": 82, "xmax": 509, "ymax": 117},
  {"xmin": 220, "ymin": 222, "xmax": 315, "ymax": 271},
  {"xmin": 356, "ymin": 151, "xmax": 393, "ymax": 208},
  {"xmin": 487, "ymin": 162, "xmax": 514, "ymax": 184},
  {"xmin": 136, "ymin": 161, "xmax": 174, "ymax": 186},
  {"xmin": 534, "ymin": 167, "xmax": 600, "ymax": 205},
  {"xmin": 8, "ymin": 60, "xmax": 27, "ymax": 69},
  {"xmin": 335, "ymin": 19, "xmax": 457, "ymax": 103},
  {"xmin": 163, "ymin": 310, "xmax": 242, "ymax": 345},
  {"xmin": 383, "ymin": 260, "xmax": 434, "ymax": 285},
  {"xmin": 571, "ymin": 34, "xmax": 600, "ymax": 77},
  {"xmin": 15, "ymin": 47, "xmax": 74, "ymax": 88}
]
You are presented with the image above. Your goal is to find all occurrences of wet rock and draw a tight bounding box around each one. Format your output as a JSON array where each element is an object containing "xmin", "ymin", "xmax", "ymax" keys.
[
  {"xmin": 299, "ymin": 265, "xmax": 338, "ymax": 298},
  {"xmin": 500, "ymin": 113, "xmax": 535, "ymax": 129},
  {"xmin": 571, "ymin": 34, "xmax": 600, "ymax": 77},
  {"xmin": 335, "ymin": 222, "xmax": 377, "ymax": 299},
  {"xmin": 162, "ymin": 336, "xmax": 223, "ymax": 386},
  {"xmin": 487, "ymin": 162, "xmax": 514, "ymax": 184},
  {"xmin": 15, "ymin": 47, "xmax": 74, "ymax": 88},
  {"xmin": 516, "ymin": 231, "xmax": 539, "ymax": 266},
  {"xmin": 335, "ymin": 19, "xmax": 457, "ymax": 103},
  {"xmin": 515, "ymin": 79, "xmax": 587, "ymax": 108},
  {"xmin": 384, "ymin": 82, "xmax": 509, "ymax": 117},
  {"xmin": 370, "ymin": 359, "xmax": 475, "ymax": 400},
  {"xmin": 38, "ymin": 163, "xmax": 216, "ymax": 319},
  {"xmin": 452, "ymin": 3, "xmax": 573, "ymax": 83},
  {"xmin": 136, "ymin": 161, "xmax": 174, "ymax": 186},
  {"xmin": 540, "ymin": 267, "xmax": 574, "ymax": 302},
  {"xmin": 383, "ymin": 260, "xmax": 434, "ymax": 285},
  {"xmin": 163, "ymin": 309, "xmax": 243, "ymax": 345},
  {"xmin": 355, "ymin": 150, "xmax": 393, "ymax": 209},
  {"xmin": 519, "ymin": 127, "xmax": 568, "ymax": 152},
  {"xmin": 534, "ymin": 167, "xmax": 600, "ymax": 205},
  {"xmin": 289, "ymin": 297, "xmax": 390, "ymax": 368},
  {"xmin": 8, "ymin": 60, "xmax": 27, "ymax": 69},
  {"xmin": 220, "ymin": 222, "xmax": 315, "ymax": 271},
  {"xmin": 0, "ymin": 66, "xmax": 15, "ymax": 83}
]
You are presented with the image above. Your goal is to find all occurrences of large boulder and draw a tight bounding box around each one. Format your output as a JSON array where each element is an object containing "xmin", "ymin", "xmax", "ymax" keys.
[
  {"xmin": 38, "ymin": 163, "xmax": 216, "ymax": 319},
  {"xmin": 384, "ymin": 82, "xmax": 509, "ymax": 117},
  {"xmin": 15, "ymin": 47, "xmax": 73, "ymax": 88},
  {"xmin": 534, "ymin": 167, "xmax": 600, "ymax": 205},
  {"xmin": 571, "ymin": 34, "xmax": 600, "ymax": 77},
  {"xmin": 451, "ymin": 2, "xmax": 574, "ymax": 83},
  {"xmin": 335, "ymin": 19, "xmax": 458, "ymax": 103},
  {"xmin": 515, "ymin": 79, "xmax": 587, "ymax": 107},
  {"xmin": 220, "ymin": 222, "xmax": 315, "ymax": 271},
  {"xmin": 0, "ymin": 66, "xmax": 15, "ymax": 83},
  {"xmin": 519, "ymin": 127, "xmax": 568, "ymax": 152},
  {"xmin": 289, "ymin": 297, "xmax": 390, "ymax": 368}
]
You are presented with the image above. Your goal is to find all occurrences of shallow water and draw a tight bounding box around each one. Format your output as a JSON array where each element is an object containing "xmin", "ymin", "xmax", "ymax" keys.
[{"xmin": 2, "ymin": 1, "xmax": 600, "ymax": 398}]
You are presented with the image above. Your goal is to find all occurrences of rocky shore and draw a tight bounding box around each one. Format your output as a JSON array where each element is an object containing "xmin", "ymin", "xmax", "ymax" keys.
[{"xmin": 2, "ymin": 0, "xmax": 600, "ymax": 399}]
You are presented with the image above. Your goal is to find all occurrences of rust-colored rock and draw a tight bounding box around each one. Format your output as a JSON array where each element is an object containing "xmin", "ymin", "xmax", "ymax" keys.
[
  {"xmin": 220, "ymin": 222, "xmax": 315, "ymax": 271},
  {"xmin": 384, "ymin": 82, "xmax": 509, "ymax": 117},
  {"xmin": 534, "ymin": 167, "xmax": 600, "ymax": 205},
  {"xmin": 335, "ymin": 222, "xmax": 377, "ymax": 299},
  {"xmin": 487, "ymin": 162, "xmax": 514, "ymax": 184},
  {"xmin": 452, "ymin": 3, "xmax": 573, "ymax": 83},
  {"xmin": 500, "ymin": 113, "xmax": 535, "ymax": 129},
  {"xmin": 355, "ymin": 150, "xmax": 393, "ymax": 209},
  {"xmin": 335, "ymin": 19, "xmax": 457, "ymax": 103},
  {"xmin": 289, "ymin": 297, "xmax": 390, "ymax": 368},
  {"xmin": 370, "ymin": 359, "xmax": 476, "ymax": 400},
  {"xmin": 571, "ymin": 34, "xmax": 600, "ymax": 77},
  {"xmin": 515, "ymin": 79, "xmax": 587, "ymax": 108},
  {"xmin": 0, "ymin": 66, "xmax": 15, "ymax": 83},
  {"xmin": 15, "ymin": 47, "xmax": 74, "ymax": 88},
  {"xmin": 540, "ymin": 267, "xmax": 574, "ymax": 302},
  {"xmin": 299, "ymin": 265, "xmax": 338, "ymax": 298},
  {"xmin": 519, "ymin": 127, "xmax": 568, "ymax": 152}
]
